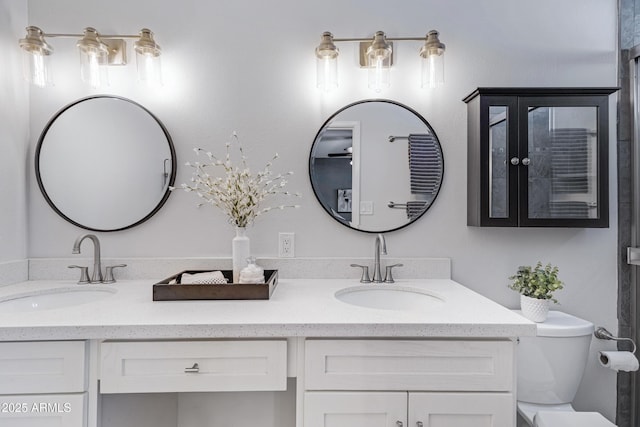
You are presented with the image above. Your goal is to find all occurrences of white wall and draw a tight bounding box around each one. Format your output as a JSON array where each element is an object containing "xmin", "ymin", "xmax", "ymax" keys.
[
  {"xmin": 23, "ymin": 0, "xmax": 619, "ymax": 420},
  {"xmin": 0, "ymin": 0, "xmax": 28, "ymax": 264}
]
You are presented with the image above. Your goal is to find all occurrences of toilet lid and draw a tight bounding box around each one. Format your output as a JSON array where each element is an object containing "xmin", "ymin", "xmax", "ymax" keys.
[
  {"xmin": 513, "ymin": 310, "xmax": 594, "ymax": 337},
  {"xmin": 534, "ymin": 411, "xmax": 616, "ymax": 427}
]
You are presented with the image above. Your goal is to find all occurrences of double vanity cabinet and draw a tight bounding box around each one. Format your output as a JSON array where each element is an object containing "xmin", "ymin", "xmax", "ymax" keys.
[{"xmin": 0, "ymin": 277, "xmax": 534, "ymax": 427}]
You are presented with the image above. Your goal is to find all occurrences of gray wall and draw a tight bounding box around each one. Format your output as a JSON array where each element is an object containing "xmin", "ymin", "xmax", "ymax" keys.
[
  {"xmin": 0, "ymin": 0, "xmax": 28, "ymax": 263},
  {"xmin": 3, "ymin": 0, "xmax": 620, "ymax": 421}
]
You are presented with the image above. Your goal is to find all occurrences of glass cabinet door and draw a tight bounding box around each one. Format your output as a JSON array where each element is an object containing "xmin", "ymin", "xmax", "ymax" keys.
[
  {"xmin": 519, "ymin": 95, "xmax": 609, "ymax": 227},
  {"xmin": 489, "ymin": 106, "xmax": 509, "ymax": 219},
  {"xmin": 475, "ymin": 95, "xmax": 519, "ymax": 227}
]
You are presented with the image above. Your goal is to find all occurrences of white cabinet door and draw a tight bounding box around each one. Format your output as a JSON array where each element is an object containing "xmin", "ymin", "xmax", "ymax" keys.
[
  {"xmin": 0, "ymin": 393, "xmax": 86, "ymax": 427},
  {"xmin": 408, "ymin": 392, "xmax": 514, "ymax": 427},
  {"xmin": 100, "ymin": 340, "xmax": 287, "ymax": 393},
  {"xmin": 0, "ymin": 341, "xmax": 87, "ymax": 394},
  {"xmin": 304, "ymin": 392, "xmax": 406, "ymax": 427}
]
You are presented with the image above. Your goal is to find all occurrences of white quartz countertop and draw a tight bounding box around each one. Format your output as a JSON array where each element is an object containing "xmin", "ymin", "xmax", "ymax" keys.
[{"xmin": 0, "ymin": 278, "xmax": 536, "ymax": 341}]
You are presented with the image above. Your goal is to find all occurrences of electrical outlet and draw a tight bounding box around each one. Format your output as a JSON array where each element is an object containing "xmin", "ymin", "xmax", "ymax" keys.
[{"xmin": 279, "ymin": 232, "xmax": 295, "ymax": 258}]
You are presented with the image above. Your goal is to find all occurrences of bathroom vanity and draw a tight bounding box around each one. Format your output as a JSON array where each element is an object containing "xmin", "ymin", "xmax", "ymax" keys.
[{"xmin": 0, "ymin": 273, "xmax": 534, "ymax": 427}]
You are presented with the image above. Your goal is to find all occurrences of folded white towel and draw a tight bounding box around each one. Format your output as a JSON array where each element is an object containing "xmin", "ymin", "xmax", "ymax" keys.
[{"xmin": 180, "ymin": 271, "xmax": 228, "ymax": 285}]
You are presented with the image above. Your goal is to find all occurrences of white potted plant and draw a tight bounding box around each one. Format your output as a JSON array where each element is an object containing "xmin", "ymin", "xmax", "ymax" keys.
[{"xmin": 508, "ymin": 262, "xmax": 563, "ymax": 322}]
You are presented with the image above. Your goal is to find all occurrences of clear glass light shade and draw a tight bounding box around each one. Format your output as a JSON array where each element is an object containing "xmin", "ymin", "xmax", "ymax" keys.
[
  {"xmin": 420, "ymin": 30, "xmax": 445, "ymax": 89},
  {"xmin": 22, "ymin": 50, "xmax": 52, "ymax": 87},
  {"xmin": 421, "ymin": 52, "xmax": 444, "ymax": 88},
  {"xmin": 19, "ymin": 26, "xmax": 53, "ymax": 87},
  {"xmin": 367, "ymin": 52, "xmax": 391, "ymax": 92},
  {"xmin": 315, "ymin": 32, "xmax": 338, "ymax": 93},
  {"xmin": 366, "ymin": 32, "xmax": 392, "ymax": 93},
  {"xmin": 134, "ymin": 29, "xmax": 162, "ymax": 87},
  {"xmin": 79, "ymin": 49, "xmax": 109, "ymax": 88},
  {"xmin": 77, "ymin": 28, "xmax": 109, "ymax": 89},
  {"xmin": 316, "ymin": 55, "xmax": 338, "ymax": 92},
  {"xmin": 136, "ymin": 51, "xmax": 163, "ymax": 87}
]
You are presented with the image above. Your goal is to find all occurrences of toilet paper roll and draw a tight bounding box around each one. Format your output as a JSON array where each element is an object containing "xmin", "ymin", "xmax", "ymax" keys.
[{"xmin": 599, "ymin": 351, "xmax": 639, "ymax": 372}]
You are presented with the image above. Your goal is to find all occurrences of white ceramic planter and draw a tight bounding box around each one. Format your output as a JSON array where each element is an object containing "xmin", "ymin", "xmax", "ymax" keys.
[{"xmin": 520, "ymin": 295, "xmax": 550, "ymax": 322}]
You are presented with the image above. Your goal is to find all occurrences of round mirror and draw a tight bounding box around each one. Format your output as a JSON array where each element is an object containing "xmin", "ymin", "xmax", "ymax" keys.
[
  {"xmin": 36, "ymin": 95, "xmax": 176, "ymax": 232},
  {"xmin": 309, "ymin": 100, "xmax": 444, "ymax": 233}
]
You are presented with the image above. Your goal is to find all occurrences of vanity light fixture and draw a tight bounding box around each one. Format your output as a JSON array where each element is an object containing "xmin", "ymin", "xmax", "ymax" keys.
[
  {"xmin": 315, "ymin": 30, "xmax": 445, "ymax": 93},
  {"xmin": 19, "ymin": 26, "xmax": 162, "ymax": 88}
]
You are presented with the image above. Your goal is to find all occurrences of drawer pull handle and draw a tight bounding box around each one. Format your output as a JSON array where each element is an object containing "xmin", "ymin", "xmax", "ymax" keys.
[
  {"xmin": 416, "ymin": 422, "xmax": 424, "ymax": 427},
  {"xmin": 396, "ymin": 422, "xmax": 403, "ymax": 427},
  {"xmin": 184, "ymin": 363, "xmax": 200, "ymax": 373}
]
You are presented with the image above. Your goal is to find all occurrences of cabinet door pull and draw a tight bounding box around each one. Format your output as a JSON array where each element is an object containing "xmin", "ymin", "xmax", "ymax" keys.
[
  {"xmin": 521, "ymin": 157, "xmax": 530, "ymax": 166},
  {"xmin": 396, "ymin": 422, "xmax": 403, "ymax": 427},
  {"xmin": 184, "ymin": 363, "xmax": 199, "ymax": 373},
  {"xmin": 510, "ymin": 157, "xmax": 520, "ymax": 165},
  {"xmin": 416, "ymin": 422, "xmax": 424, "ymax": 427}
]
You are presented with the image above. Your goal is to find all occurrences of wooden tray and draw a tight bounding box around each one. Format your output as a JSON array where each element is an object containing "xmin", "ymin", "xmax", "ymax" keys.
[{"xmin": 153, "ymin": 269, "xmax": 278, "ymax": 301}]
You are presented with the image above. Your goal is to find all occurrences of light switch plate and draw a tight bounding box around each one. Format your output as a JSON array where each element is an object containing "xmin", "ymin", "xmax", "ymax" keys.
[{"xmin": 360, "ymin": 201, "xmax": 374, "ymax": 215}]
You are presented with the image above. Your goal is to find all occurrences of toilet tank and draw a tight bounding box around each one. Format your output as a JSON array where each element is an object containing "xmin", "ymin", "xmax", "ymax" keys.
[{"xmin": 515, "ymin": 311, "xmax": 594, "ymax": 405}]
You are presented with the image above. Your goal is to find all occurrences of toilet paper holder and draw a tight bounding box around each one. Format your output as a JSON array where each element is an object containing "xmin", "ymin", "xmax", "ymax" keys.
[{"xmin": 594, "ymin": 326, "xmax": 637, "ymax": 353}]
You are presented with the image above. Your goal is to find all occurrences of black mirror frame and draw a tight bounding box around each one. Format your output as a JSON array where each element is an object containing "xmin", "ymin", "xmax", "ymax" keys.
[
  {"xmin": 35, "ymin": 95, "xmax": 177, "ymax": 232},
  {"xmin": 309, "ymin": 99, "xmax": 444, "ymax": 234}
]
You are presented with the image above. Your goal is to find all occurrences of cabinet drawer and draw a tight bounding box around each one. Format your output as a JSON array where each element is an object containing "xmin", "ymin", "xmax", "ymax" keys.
[
  {"xmin": 0, "ymin": 341, "xmax": 87, "ymax": 394},
  {"xmin": 100, "ymin": 340, "xmax": 287, "ymax": 393},
  {"xmin": 0, "ymin": 393, "xmax": 86, "ymax": 427},
  {"xmin": 305, "ymin": 340, "xmax": 513, "ymax": 391}
]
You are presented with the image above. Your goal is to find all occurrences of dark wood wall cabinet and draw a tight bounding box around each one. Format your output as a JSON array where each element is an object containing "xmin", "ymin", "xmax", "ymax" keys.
[{"xmin": 464, "ymin": 87, "xmax": 618, "ymax": 228}]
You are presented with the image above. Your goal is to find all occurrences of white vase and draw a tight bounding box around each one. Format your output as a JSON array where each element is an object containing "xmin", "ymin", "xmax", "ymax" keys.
[
  {"xmin": 520, "ymin": 294, "xmax": 550, "ymax": 322},
  {"xmin": 232, "ymin": 227, "xmax": 250, "ymax": 283}
]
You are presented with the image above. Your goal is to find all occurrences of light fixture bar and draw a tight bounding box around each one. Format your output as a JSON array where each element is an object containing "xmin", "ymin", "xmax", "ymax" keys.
[
  {"xmin": 315, "ymin": 30, "xmax": 445, "ymax": 93},
  {"xmin": 19, "ymin": 26, "xmax": 163, "ymax": 88},
  {"xmin": 43, "ymin": 33, "xmax": 141, "ymax": 39},
  {"xmin": 333, "ymin": 36, "xmax": 426, "ymax": 42}
]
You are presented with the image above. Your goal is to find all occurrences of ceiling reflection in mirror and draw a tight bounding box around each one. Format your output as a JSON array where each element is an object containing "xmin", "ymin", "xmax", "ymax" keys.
[
  {"xmin": 36, "ymin": 96, "xmax": 176, "ymax": 232},
  {"xmin": 309, "ymin": 100, "xmax": 444, "ymax": 233}
]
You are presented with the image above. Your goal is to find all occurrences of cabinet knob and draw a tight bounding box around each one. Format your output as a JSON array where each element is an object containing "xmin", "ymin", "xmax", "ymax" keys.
[
  {"xmin": 184, "ymin": 363, "xmax": 200, "ymax": 373},
  {"xmin": 521, "ymin": 157, "xmax": 531, "ymax": 166},
  {"xmin": 416, "ymin": 422, "xmax": 424, "ymax": 427},
  {"xmin": 510, "ymin": 157, "xmax": 519, "ymax": 165},
  {"xmin": 396, "ymin": 422, "xmax": 403, "ymax": 427}
]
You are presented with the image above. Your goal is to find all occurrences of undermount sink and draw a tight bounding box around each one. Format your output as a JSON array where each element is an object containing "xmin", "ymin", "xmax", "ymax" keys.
[
  {"xmin": 0, "ymin": 286, "xmax": 117, "ymax": 313},
  {"xmin": 335, "ymin": 284, "xmax": 444, "ymax": 311}
]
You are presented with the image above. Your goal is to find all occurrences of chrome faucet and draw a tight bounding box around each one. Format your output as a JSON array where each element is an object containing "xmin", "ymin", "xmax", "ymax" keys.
[
  {"xmin": 350, "ymin": 234, "xmax": 403, "ymax": 283},
  {"xmin": 372, "ymin": 234, "xmax": 387, "ymax": 283},
  {"xmin": 72, "ymin": 234, "xmax": 103, "ymax": 283}
]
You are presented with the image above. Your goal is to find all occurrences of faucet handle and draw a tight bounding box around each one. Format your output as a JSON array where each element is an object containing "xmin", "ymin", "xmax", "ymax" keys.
[
  {"xmin": 103, "ymin": 264, "xmax": 127, "ymax": 284},
  {"xmin": 350, "ymin": 264, "xmax": 372, "ymax": 283},
  {"xmin": 384, "ymin": 263, "xmax": 404, "ymax": 283},
  {"xmin": 68, "ymin": 265, "xmax": 90, "ymax": 284}
]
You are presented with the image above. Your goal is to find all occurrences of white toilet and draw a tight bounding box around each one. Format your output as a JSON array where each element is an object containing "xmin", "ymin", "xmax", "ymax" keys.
[{"xmin": 514, "ymin": 310, "xmax": 616, "ymax": 427}]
